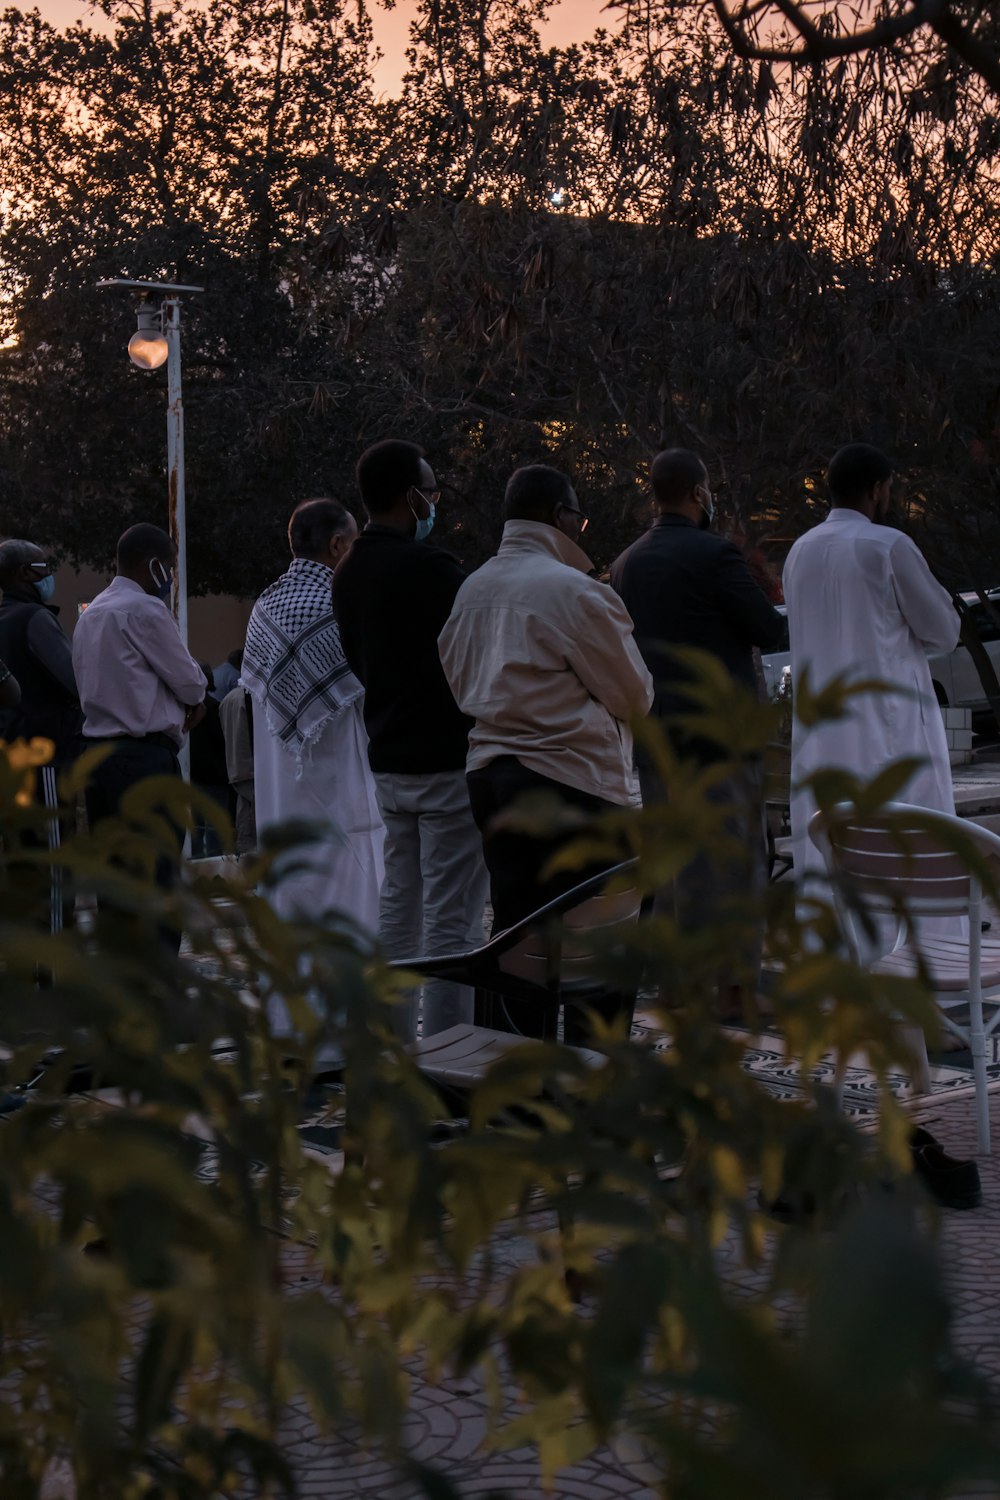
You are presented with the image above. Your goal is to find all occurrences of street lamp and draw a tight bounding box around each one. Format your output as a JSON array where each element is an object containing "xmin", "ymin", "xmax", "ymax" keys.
[
  {"xmin": 96, "ymin": 277, "xmax": 203, "ymax": 649},
  {"xmin": 127, "ymin": 299, "xmax": 169, "ymax": 371}
]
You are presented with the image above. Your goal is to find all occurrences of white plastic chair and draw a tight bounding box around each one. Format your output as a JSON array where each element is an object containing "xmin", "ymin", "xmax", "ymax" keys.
[{"xmin": 808, "ymin": 800, "xmax": 1000, "ymax": 1154}]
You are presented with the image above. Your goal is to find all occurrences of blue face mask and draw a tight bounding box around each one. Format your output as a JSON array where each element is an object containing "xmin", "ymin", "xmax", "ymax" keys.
[
  {"xmin": 414, "ymin": 502, "xmax": 436, "ymax": 542},
  {"xmin": 409, "ymin": 490, "xmax": 436, "ymax": 543},
  {"xmin": 150, "ymin": 560, "xmax": 173, "ymax": 601},
  {"xmin": 35, "ymin": 574, "xmax": 56, "ymax": 603}
]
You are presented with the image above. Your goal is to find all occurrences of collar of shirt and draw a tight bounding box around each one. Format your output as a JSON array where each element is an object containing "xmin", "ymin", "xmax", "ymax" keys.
[
  {"xmin": 498, "ymin": 520, "xmax": 594, "ymax": 575},
  {"xmin": 362, "ymin": 522, "xmax": 412, "ymax": 540},
  {"xmin": 108, "ymin": 574, "xmax": 155, "ymax": 600},
  {"xmin": 652, "ymin": 513, "xmax": 698, "ymax": 530},
  {"xmin": 826, "ymin": 508, "xmax": 872, "ymax": 525}
]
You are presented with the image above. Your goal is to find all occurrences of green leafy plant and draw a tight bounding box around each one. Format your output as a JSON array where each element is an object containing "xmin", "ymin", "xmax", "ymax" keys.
[{"xmin": 0, "ymin": 663, "xmax": 996, "ymax": 1498}]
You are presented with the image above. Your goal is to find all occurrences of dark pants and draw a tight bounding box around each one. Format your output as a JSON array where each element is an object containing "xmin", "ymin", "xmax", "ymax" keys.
[
  {"xmin": 638, "ymin": 758, "xmax": 766, "ymax": 997},
  {"xmin": 84, "ymin": 737, "xmax": 184, "ymax": 952},
  {"xmin": 466, "ymin": 756, "xmax": 633, "ymax": 1043}
]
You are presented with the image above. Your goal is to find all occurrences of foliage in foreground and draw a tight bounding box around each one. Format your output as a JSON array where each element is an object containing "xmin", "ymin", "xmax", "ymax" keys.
[{"xmin": 0, "ymin": 670, "xmax": 997, "ymax": 1496}]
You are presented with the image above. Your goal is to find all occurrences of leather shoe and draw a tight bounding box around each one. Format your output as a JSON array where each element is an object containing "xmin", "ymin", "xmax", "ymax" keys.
[{"xmin": 910, "ymin": 1128, "xmax": 982, "ymax": 1210}]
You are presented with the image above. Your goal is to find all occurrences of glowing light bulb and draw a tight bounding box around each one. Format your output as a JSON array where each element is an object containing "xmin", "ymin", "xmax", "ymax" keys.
[{"xmin": 128, "ymin": 302, "xmax": 168, "ymax": 370}]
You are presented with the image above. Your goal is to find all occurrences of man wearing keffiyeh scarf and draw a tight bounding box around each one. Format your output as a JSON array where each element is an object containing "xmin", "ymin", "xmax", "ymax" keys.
[{"xmin": 243, "ymin": 498, "xmax": 384, "ymax": 969}]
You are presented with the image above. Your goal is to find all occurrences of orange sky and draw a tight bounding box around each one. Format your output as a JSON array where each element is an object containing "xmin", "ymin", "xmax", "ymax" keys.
[{"xmin": 33, "ymin": 0, "xmax": 612, "ymax": 93}]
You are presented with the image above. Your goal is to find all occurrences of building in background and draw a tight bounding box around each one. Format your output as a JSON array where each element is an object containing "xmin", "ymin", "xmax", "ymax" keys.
[{"xmin": 53, "ymin": 563, "xmax": 252, "ymax": 665}]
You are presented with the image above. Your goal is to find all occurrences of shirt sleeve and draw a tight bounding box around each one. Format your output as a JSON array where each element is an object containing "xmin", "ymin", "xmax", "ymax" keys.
[
  {"xmin": 890, "ymin": 536, "xmax": 961, "ymax": 654},
  {"xmin": 562, "ymin": 584, "xmax": 654, "ymax": 723},
  {"xmin": 711, "ymin": 542, "xmax": 787, "ymax": 650},
  {"xmin": 27, "ymin": 610, "xmax": 78, "ymax": 698},
  {"xmin": 127, "ymin": 606, "xmax": 208, "ymax": 707}
]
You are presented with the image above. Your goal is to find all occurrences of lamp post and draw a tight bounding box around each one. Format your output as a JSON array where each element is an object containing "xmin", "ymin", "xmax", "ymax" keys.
[{"xmin": 96, "ymin": 278, "xmax": 203, "ymax": 649}]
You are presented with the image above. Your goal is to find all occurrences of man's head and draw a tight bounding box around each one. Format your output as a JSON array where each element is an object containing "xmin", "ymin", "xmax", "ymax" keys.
[
  {"xmin": 0, "ymin": 539, "xmax": 55, "ymax": 603},
  {"xmin": 356, "ymin": 439, "xmax": 439, "ymax": 538},
  {"xmin": 827, "ymin": 444, "xmax": 894, "ymax": 521},
  {"xmin": 649, "ymin": 448, "xmax": 714, "ymax": 530},
  {"xmin": 288, "ymin": 498, "xmax": 358, "ymax": 571},
  {"xmin": 504, "ymin": 465, "xmax": 588, "ymax": 544},
  {"xmin": 116, "ymin": 523, "xmax": 176, "ymax": 599}
]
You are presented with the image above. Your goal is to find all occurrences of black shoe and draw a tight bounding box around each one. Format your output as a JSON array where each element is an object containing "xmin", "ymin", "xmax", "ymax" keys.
[
  {"xmin": 756, "ymin": 1186, "xmax": 817, "ymax": 1225},
  {"xmin": 911, "ymin": 1132, "xmax": 982, "ymax": 1210}
]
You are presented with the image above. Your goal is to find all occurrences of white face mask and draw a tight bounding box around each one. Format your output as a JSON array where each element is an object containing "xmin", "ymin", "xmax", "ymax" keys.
[{"xmin": 697, "ymin": 485, "xmax": 715, "ymax": 530}]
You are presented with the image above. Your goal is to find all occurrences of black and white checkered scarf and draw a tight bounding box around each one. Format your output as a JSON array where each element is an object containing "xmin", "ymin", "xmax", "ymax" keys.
[{"xmin": 242, "ymin": 558, "xmax": 362, "ymax": 767}]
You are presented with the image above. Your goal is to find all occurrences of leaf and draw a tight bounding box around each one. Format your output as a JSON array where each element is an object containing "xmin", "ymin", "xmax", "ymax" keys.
[{"xmin": 134, "ymin": 1312, "xmax": 195, "ymax": 1442}]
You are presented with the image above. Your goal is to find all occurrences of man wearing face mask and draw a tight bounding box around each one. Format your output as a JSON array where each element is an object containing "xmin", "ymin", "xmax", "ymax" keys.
[
  {"xmin": 610, "ymin": 448, "xmax": 785, "ymax": 1012},
  {"xmin": 72, "ymin": 524, "xmax": 207, "ymax": 917},
  {"xmin": 333, "ymin": 439, "xmax": 489, "ymax": 1042},
  {"xmin": 0, "ymin": 539, "xmax": 82, "ymax": 766}
]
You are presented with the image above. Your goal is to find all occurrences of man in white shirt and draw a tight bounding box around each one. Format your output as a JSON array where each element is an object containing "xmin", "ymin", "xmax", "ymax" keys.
[
  {"xmin": 73, "ymin": 524, "xmax": 207, "ymax": 935},
  {"xmin": 438, "ymin": 464, "xmax": 653, "ymax": 1039},
  {"xmin": 783, "ymin": 444, "xmax": 961, "ymax": 890}
]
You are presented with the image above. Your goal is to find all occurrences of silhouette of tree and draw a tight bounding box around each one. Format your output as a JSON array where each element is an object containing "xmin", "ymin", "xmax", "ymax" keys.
[
  {"xmin": 0, "ymin": 0, "xmax": 998, "ymax": 597},
  {"xmin": 704, "ymin": 0, "xmax": 1000, "ymax": 96}
]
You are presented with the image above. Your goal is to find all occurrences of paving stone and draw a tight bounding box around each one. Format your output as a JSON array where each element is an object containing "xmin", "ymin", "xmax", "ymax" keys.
[{"xmin": 261, "ymin": 1083, "xmax": 1000, "ymax": 1499}]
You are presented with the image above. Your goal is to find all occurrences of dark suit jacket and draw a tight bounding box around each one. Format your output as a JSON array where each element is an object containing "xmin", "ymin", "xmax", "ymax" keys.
[{"xmin": 610, "ymin": 514, "xmax": 785, "ymax": 752}]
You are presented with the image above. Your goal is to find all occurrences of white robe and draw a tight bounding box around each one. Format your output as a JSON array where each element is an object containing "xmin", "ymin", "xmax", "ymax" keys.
[
  {"xmin": 253, "ymin": 697, "xmax": 385, "ymax": 1063},
  {"xmin": 783, "ymin": 509, "xmax": 961, "ymax": 907},
  {"xmin": 253, "ymin": 695, "xmax": 384, "ymax": 926}
]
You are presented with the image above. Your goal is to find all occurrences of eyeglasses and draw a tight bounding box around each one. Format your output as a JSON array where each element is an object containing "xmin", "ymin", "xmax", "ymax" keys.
[
  {"xmin": 558, "ymin": 504, "xmax": 589, "ymax": 535},
  {"xmin": 27, "ymin": 561, "xmax": 53, "ymax": 575},
  {"xmin": 411, "ymin": 487, "xmax": 440, "ymax": 508}
]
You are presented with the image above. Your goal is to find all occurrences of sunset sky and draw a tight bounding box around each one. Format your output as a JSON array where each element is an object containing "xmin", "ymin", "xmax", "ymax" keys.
[{"xmin": 33, "ymin": 0, "xmax": 612, "ymax": 93}]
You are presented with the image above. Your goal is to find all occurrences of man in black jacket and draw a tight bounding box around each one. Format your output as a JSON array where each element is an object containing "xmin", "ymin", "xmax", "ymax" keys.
[
  {"xmin": 611, "ymin": 448, "xmax": 785, "ymax": 1008},
  {"xmin": 333, "ymin": 439, "xmax": 488, "ymax": 1041},
  {"xmin": 0, "ymin": 539, "xmax": 82, "ymax": 932},
  {"xmin": 0, "ymin": 540, "xmax": 81, "ymax": 765}
]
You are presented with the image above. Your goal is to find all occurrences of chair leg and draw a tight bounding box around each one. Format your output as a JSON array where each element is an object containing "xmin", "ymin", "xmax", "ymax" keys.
[
  {"xmin": 833, "ymin": 1051, "xmax": 847, "ymax": 1109},
  {"xmin": 970, "ymin": 1002, "xmax": 991, "ymax": 1155},
  {"xmin": 901, "ymin": 1023, "xmax": 932, "ymax": 1095}
]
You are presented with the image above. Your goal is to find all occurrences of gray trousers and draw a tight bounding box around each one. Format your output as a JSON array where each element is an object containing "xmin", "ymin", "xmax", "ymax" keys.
[
  {"xmin": 639, "ymin": 760, "xmax": 766, "ymax": 994},
  {"xmin": 374, "ymin": 769, "xmax": 490, "ymax": 1041}
]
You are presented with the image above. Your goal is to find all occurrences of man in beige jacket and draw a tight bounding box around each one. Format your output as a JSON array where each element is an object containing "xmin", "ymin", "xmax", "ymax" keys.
[{"xmin": 438, "ymin": 464, "xmax": 653, "ymax": 1039}]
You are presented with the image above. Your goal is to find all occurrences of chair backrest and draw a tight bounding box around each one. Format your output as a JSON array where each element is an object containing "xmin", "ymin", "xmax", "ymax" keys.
[
  {"xmin": 808, "ymin": 801, "xmax": 1000, "ymax": 917},
  {"xmin": 497, "ymin": 878, "xmax": 643, "ymax": 987}
]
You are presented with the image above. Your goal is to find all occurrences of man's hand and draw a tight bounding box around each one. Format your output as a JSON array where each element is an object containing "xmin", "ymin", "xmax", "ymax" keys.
[{"xmin": 183, "ymin": 700, "xmax": 207, "ymax": 734}]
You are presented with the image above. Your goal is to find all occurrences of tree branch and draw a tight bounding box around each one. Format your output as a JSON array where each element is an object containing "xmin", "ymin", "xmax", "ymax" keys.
[{"xmin": 708, "ymin": 1, "xmax": 1000, "ymax": 97}]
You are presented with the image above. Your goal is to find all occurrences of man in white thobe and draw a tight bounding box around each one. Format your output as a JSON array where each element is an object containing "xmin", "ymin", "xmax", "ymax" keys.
[
  {"xmin": 242, "ymin": 499, "xmax": 385, "ymax": 1064},
  {"xmin": 783, "ymin": 443, "xmax": 960, "ymax": 900}
]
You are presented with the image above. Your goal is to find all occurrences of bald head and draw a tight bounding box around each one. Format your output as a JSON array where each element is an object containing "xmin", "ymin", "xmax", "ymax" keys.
[{"xmin": 649, "ymin": 449, "xmax": 709, "ymax": 510}]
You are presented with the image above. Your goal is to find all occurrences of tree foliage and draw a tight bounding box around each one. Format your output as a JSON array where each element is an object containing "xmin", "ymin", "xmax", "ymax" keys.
[
  {"xmin": 0, "ymin": 0, "xmax": 998, "ymax": 593},
  {"xmin": 704, "ymin": 0, "xmax": 1000, "ymax": 97}
]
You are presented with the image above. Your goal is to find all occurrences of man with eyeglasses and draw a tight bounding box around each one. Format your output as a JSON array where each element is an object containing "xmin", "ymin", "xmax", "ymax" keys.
[
  {"xmin": 0, "ymin": 540, "xmax": 81, "ymax": 765},
  {"xmin": 439, "ymin": 464, "xmax": 653, "ymax": 1040},
  {"xmin": 333, "ymin": 439, "xmax": 489, "ymax": 1042},
  {"xmin": 610, "ymin": 447, "xmax": 785, "ymax": 1015}
]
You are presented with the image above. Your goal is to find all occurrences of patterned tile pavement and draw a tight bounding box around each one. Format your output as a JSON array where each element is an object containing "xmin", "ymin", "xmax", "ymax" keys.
[{"xmin": 262, "ymin": 1081, "xmax": 1000, "ymax": 1500}]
